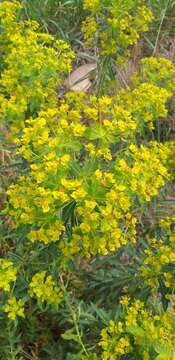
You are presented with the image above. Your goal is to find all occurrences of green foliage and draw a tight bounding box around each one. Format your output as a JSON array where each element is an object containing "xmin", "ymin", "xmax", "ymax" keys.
[
  {"xmin": 145, "ymin": 0, "xmax": 175, "ymax": 52},
  {"xmin": 0, "ymin": 1, "xmax": 175, "ymax": 360},
  {"xmin": 21, "ymin": 0, "xmax": 84, "ymax": 44}
]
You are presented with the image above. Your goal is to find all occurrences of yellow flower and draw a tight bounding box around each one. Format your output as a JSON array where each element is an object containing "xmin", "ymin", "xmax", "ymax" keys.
[
  {"xmin": 0, "ymin": 259, "xmax": 17, "ymax": 292},
  {"xmin": 3, "ymin": 297, "xmax": 25, "ymax": 320},
  {"xmin": 29, "ymin": 272, "xmax": 63, "ymax": 305},
  {"xmin": 83, "ymin": 0, "xmax": 100, "ymax": 12},
  {"xmin": 71, "ymin": 187, "xmax": 87, "ymax": 200}
]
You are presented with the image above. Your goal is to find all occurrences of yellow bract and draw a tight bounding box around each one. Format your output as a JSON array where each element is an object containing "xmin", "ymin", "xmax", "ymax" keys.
[
  {"xmin": 1, "ymin": 2, "xmax": 175, "ymax": 358},
  {"xmin": 29, "ymin": 272, "xmax": 63, "ymax": 305},
  {"xmin": 82, "ymin": 0, "xmax": 153, "ymax": 58},
  {"xmin": 3, "ymin": 296, "xmax": 25, "ymax": 320},
  {"xmin": 0, "ymin": 259, "xmax": 17, "ymax": 292},
  {"xmin": 0, "ymin": 1, "xmax": 74, "ymax": 132},
  {"xmin": 99, "ymin": 297, "xmax": 175, "ymax": 359},
  {"xmin": 6, "ymin": 67, "xmax": 172, "ymax": 263}
]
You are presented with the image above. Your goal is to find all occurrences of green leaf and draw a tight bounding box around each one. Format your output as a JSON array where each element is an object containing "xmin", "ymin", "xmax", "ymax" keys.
[
  {"xmin": 62, "ymin": 200, "xmax": 76, "ymax": 225},
  {"xmin": 90, "ymin": 303, "xmax": 110, "ymax": 325},
  {"xmin": 85, "ymin": 124, "xmax": 106, "ymax": 140},
  {"xmin": 69, "ymin": 160, "xmax": 81, "ymax": 176},
  {"xmin": 80, "ymin": 158, "xmax": 99, "ymax": 177},
  {"xmin": 154, "ymin": 341, "xmax": 173, "ymax": 357},
  {"xmin": 126, "ymin": 325, "xmax": 145, "ymax": 338},
  {"xmin": 155, "ymin": 355, "xmax": 169, "ymax": 360},
  {"xmin": 61, "ymin": 329, "xmax": 80, "ymax": 343}
]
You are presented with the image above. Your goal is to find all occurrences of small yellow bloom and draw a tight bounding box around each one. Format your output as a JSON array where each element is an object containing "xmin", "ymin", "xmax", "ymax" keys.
[{"xmin": 3, "ymin": 297, "xmax": 25, "ymax": 320}]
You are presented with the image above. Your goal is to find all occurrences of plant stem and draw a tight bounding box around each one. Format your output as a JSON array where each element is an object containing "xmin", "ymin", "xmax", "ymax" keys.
[{"xmin": 60, "ymin": 277, "xmax": 89, "ymax": 356}]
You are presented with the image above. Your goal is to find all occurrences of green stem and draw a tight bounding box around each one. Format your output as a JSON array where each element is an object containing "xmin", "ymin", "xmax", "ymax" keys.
[{"xmin": 60, "ymin": 277, "xmax": 89, "ymax": 356}]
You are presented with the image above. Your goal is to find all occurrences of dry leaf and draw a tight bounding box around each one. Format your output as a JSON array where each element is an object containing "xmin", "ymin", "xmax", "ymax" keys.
[{"xmin": 66, "ymin": 63, "xmax": 97, "ymax": 92}]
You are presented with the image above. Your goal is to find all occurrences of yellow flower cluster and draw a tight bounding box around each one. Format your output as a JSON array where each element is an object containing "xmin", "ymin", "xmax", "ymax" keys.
[
  {"xmin": 29, "ymin": 220, "xmax": 65, "ymax": 245},
  {"xmin": 6, "ymin": 56, "xmax": 173, "ymax": 264},
  {"xmin": 99, "ymin": 297, "xmax": 175, "ymax": 360},
  {"xmin": 0, "ymin": 259, "xmax": 17, "ymax": 292},
  {"xmin": 82, "ymin": 0, "xmax": 153, "ymax": 58},
  {"xmin": 65, "ymin": 142, "xmax": 168, "ymax": 259},
  {"xmin": 3, "ymin": 296, "xmax": 25, "ymax": 321},
  {"xmin": 140, "ymin": 215, "xmax": 175, "ymax": 290},
  {"xmin": 1, "ymin": 0, "xmax": 175, "ymax": 356},
  {"xmin": 29, "ymin": 272, "xmax": 63, "ymax": 305},
  {"xmin": 7, "ymin": 142, "xmax": 169, "ymax": 262},
  {"xmin": 115, "ymin": 82, "xmax": 171, "ymax": 130},
  {"xmin": 99, "ymin": 319, "xmax": 131, "ymax": 359},
  {"xmin": 164, "ymin": 140, "xmax": 175, "ymax": 179},
  {"xmin": 120, "ymin": 142, "xmax": 170, "ymax": 202},
  {"xmin": 83, "ymin": 0, "xmax": 101, "ymax": 12},
  {"xmin": 0, "ymin": 1, "xmax": 74, "ymax": 132},
  {"xmin": 139, "ymin": 57, "xmax": 175, "ymax": 92}
]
